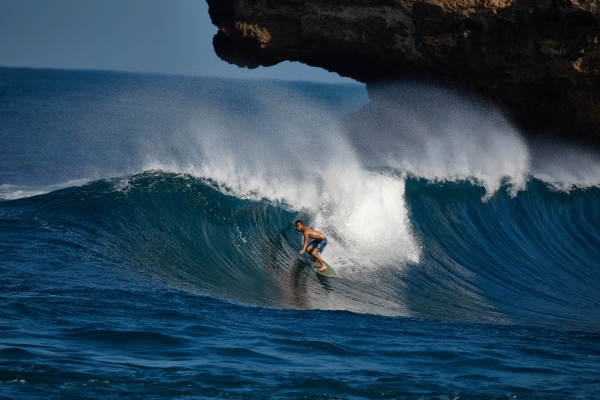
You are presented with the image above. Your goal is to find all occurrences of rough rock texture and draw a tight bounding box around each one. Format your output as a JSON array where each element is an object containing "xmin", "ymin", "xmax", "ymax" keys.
[{"xmin": 207, "ymin": 0, "xmax": 600, "ymax": 146}]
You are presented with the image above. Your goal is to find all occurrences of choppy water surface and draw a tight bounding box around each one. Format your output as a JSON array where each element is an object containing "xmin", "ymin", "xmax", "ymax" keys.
[{"xmin": 1, "ymin": 67, "xmax": 599, "ymax": 399}]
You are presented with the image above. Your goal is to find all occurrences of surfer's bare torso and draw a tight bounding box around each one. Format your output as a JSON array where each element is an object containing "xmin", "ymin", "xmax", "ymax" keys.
[{"xmin": 302, "ymin": 227, "xmax": 325, "ymax": 242}]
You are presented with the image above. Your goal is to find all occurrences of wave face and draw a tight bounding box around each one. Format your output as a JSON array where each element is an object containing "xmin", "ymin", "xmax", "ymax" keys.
[
  {"xmin": 2, "ymin": 67, "xmax": 600, "ymax": 327},
  {"xmin": 4, "ymin": 171, "xmax": 598, "ymax": 329},
  {"xmin": 2, "ymin": 67, "xmax": 600, "ymax": 398}
]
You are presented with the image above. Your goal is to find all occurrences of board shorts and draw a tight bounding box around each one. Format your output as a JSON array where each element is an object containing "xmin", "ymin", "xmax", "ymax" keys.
[{"xmin": 309, "ymin": 238, "xmax": 328, "ymax": 254}]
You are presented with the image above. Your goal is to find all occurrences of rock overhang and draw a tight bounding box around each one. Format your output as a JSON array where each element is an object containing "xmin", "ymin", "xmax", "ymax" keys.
[{"xmin": 206, "ymin": 0, "xmax": 600, "ymax": 147}]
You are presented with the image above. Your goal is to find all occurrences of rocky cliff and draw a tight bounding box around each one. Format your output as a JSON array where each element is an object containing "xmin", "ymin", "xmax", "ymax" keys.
[{"xmin": 206, "ymin": 0, "xmax": 600, "ymax": 146}]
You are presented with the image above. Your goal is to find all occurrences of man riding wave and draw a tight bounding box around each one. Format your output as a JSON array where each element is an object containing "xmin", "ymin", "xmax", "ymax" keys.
[{"xmin": 294, "ymin": 220, "xmax": 327, "ymax": 272}]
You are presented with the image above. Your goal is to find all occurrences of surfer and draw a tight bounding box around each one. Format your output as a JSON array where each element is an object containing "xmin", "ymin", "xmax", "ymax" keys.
[{"xmin": 294, "ymin": 220, "xmax": 328, "ymax": 272}]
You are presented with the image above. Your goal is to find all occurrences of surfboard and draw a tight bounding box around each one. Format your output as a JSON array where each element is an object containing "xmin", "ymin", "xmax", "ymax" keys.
[{"xmin": 310, "ymin": 260, "xmax": 337, "ymax": 278}]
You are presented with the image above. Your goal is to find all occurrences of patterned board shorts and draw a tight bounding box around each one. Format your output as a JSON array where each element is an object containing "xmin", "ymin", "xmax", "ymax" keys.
[{"xmin": 309, "ymin": 238, "xmax": 328, "ymax": 253}]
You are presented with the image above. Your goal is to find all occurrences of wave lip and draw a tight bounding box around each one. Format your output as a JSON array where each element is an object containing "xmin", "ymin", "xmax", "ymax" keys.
[{"xmin": 0, "ymin": 179, "xmax": 90, "ymax": 200}]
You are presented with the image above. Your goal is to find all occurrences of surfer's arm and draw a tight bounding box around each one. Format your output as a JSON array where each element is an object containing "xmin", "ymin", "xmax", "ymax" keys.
[{"xmin": 299, "ymin": 232, "xmax": 309, "ymax": 254}]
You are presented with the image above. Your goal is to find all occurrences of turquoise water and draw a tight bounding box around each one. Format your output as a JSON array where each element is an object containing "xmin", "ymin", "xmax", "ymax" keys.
[{"xmin": 1, "ymin": 67, "xmax": 599, "ymax": 399}]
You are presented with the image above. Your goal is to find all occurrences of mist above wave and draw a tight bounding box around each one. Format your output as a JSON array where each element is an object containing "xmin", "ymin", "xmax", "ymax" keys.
[
  {"xmin": 345, "ymin": 84, "xmax": 531, "ymax": 196},
  {"xmin": 4, "ymin": 69, "xmax": 599, "ymax": 196},
  {"xmin": 531, "ymin": 140, "xmax": 600, "ymax": 190}
]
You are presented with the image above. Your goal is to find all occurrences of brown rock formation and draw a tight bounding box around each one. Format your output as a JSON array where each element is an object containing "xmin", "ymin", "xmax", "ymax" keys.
[{"xmin": 207, "ymin": 0, "xmax": 600, "ymax": 146}]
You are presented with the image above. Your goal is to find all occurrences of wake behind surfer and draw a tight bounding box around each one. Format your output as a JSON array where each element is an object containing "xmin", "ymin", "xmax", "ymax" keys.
[{"xmin": 294, "ymin": 220, "xmax": 327, "ymax": 272}]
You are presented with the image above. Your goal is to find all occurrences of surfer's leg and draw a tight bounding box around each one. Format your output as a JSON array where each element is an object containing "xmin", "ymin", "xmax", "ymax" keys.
[
  {"xmin": 306, "ymin": 245, "xmax": 316, "ymax": 261},
  {"xmin": 311, "ymin": 248, "xmax": 326, "ymax": 271}
]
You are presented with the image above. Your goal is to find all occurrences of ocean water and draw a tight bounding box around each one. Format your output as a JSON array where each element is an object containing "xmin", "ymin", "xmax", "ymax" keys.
[{"xmin": 1, "ymin": 67, "xmax": 599, "ymax": 399}]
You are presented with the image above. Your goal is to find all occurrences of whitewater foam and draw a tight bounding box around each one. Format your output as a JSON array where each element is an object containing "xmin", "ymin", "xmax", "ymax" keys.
[
  {"xmin": 137, "ymin": 81, "xmax": 600, "ymax": 274},
  {"xmin": 142, "ymin": 86, "xmax": 422, "ymax": 273}
]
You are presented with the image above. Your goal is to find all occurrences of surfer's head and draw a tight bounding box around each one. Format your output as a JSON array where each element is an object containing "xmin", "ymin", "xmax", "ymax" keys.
[{"xmin": 294, "ymin": 220, "xmax": 304, "ymax": 231}]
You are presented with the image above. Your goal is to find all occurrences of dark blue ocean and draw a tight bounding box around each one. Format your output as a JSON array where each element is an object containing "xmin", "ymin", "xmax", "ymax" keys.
[{"xmin": 1, "ymin": 67, "xmax": 600, "ymax": 399}]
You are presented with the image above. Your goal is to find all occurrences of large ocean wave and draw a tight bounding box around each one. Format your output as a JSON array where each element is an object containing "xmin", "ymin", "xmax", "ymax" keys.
[
  {"xmin": 3, "ymin": 171, "xmax": 598, "ymax": 330},
  {"xmin": 2, "ymin": 67, "xmax": 599, "ymax": 330}
]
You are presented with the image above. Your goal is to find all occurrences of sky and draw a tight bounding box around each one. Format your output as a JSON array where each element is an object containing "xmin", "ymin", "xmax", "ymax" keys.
[{"xmin": 0, "ymin": 0, "xmax": 356, "ymax": 83}]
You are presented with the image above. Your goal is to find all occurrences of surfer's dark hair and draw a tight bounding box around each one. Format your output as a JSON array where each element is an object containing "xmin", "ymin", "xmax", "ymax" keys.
[{"xmin": 294, "ymin": 220, "xmax": 303, "ymax": 226}]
